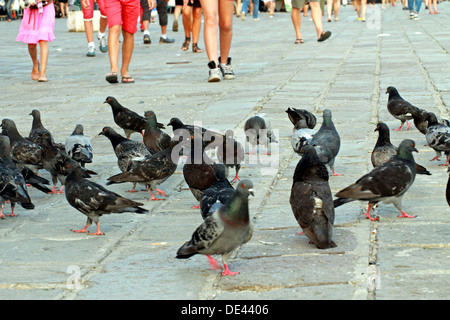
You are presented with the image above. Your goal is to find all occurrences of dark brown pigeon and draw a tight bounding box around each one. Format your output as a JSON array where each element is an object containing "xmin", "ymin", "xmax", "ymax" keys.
[
  {"xmin": 334, "ymin": 139, "xmax": 418, "ymax": 221},
  {"xmin": 386, "ymin": 86, "xmax": 420, "ymax": 131},
  {"xmin": 64, "ymin": 160, "xmax": 148, "ymax": 236},
  {"xmin": 216, "ymin": 129, "xmax": 245, "ymax": 183},
  {"xmin": 285, "ymin": 107, "xmax": 317, "ymax": 131},
  {"xmin": 104, "ymin": 96, "xmax": 149, "ymax": 139},
  {"xmin": 290, "ymin": 145, "xmax": 336, "ymax": 249},
  {"xmin": 143, "ymin": 110, "xmax": 171, "ymax": 153}
]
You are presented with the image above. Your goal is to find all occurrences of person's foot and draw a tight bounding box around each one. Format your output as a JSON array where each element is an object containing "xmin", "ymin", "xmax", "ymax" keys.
[
  {"xmin": 317, "ymin": 31, "xmax": 331, "ymax": 42},
  {"xmin": 105, "ymin": 72, "xmax": 118, "ymax": 83},
  {"xmin": 207, "ymin": 61, "xmax": 221, "ymax": 82},
  {"xmin": 38, "ymin": 74, "xmax": 48, "ymax": 82},
  {"xmin": 144, "ymin": 34, "xmax": 151, "ymax": 44},
  {"xmin": 98, "ymin": 34, "xmax": 108, "ymax": 53},
  {"xmin": 172, "ymin": 19, "xmax": 178, "ymax": 32},
  {"xmin": 31, "ymin": 63, "xmax": 40, "ymax": 80},
  {"xmin": 86, "ymin": 45, "xmax": 95, "ymax": 57},
  {"xmin": 159, "ymin": 37, "xmax": 175, "ymax": 43},
  {"xmin": 219, "ymin": 57, "xmax": 236, "ymax": 80}
]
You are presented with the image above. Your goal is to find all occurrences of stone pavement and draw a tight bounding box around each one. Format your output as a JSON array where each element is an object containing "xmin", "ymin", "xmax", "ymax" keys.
[{"xmin": 0, "ymin": 2, "xmax": 449, "ymax": 303}]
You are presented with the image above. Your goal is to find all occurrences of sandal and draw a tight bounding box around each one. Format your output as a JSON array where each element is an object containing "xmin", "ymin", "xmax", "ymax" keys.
[
  {"xmin": 192, "ymin": 43, "xmax": 203, "ymax": 53},
  {"xmin": 317, "ymin": 31, "xmax": 331, "ymax": 42},
  {"xmin": 295, "ymin": 38, "xmax": 304, "ymax": 44},
  {"xmin": 105, "ymin": 72, "xmax": 118, "ymax": 83},
  {"xmin": 181, "ymin": 37, "xmax": 190, "ymax": 51},
  {"xmin": 121, "ymin": 76, "xmax": 135, "ymax": 83}
]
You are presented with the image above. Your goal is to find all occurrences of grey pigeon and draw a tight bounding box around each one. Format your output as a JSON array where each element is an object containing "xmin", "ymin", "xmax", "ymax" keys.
[
  {"xmin": 290, "ymin": 145, "xmax": 336, "ymax": 249},
  {"xmin": 199, "ymin": 163, "xmax": 234, "ymax": 220},
  {"xmin": 1, "ymin": 118, "xmax": 43, "ymax": 174},
  {"xmin": 64, "ymin": 160, "xmax": 148, "ymax": 236},
  {"xmin": 99, "ymin": 126, "xmax": 153, "ymax": 192},
  {"xmin": 309, "ymin": 109, "xmax": 341, "ymax": 176},
  {"xmin": 410, "ymin": 108, "xmax": 430, "ymax": 135},
  {"xmin": 291, "ymin": 119, "xmax": 317, "ymax": 155},
  {"xmin": 386, "ymin": 86, "xmax": 420, "ymax": 131},
  {"xmin": 244, "ymin": 115, "xmax": 278, "ymax": 155},
  {"xmin": 285, "ymin": 107, "xmax": 317, "ymax": 131},
  {"xmin": 334, "ymin": 139, "xmax": 419, "ymax": 221},
  {"xmin": 106, "ymin": 140, "xmax": 180, "ymax": 201},
  {"xmin": 65, "ymin": 124, "xmax": 93, "ymax": 168},
  {"xmin": 104, "ymin": 96, "xmax": 148, "ymax": 139},
  {"xmin": 0, "ymin": 136, "xmax": 35, "ymax": 218},
  {"xmin": 28, "ymin": 109, "xmax": 65, "ymax": 153},
  {"xmin": 425, "ymin": 112, "xmax": 450, "ymax": 166},
  {"xmin": 216, "ymin": 129, "xmax": 245, "ymax": 183},
  {"xmin": 143, "ymin": 110, "xmax": 171, "ymax": 153},
  {"xmin": 176, "ymin": 179, "xmax": 254, "ymax": 276},
  {"xmin": 372, "ymin": 122, "xmax": 431, "ymax": 175}
]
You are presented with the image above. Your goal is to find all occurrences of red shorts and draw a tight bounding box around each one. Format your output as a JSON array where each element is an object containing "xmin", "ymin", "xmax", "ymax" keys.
[
  {"xmin": 104, "ymin": 0, "xmax": 140, "ymax": 34},
  {"xmin": 82, "ymin": 0, "xmax": 107, "ymax": 20}
]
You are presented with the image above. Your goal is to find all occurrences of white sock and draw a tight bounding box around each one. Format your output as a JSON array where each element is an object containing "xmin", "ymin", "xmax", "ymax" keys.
[
  {"xmin": 88, "ymin": 42, "xmax": 95, "ymax": 48},
  {"xmin": 98, "ymin": 32, "xmax": 105, "ymax": 39},
  {"xmin": 161, "ymin": 34, "xmax": 167, "ymax": 39},
  {"xmin": 144, "ymin": 30, "xmax": 150, "ymax": 35}
]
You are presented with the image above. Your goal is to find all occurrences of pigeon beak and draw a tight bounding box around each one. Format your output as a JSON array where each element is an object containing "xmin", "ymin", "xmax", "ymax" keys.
[
  {"xmin": 413, "ymin": 147, "xmax": 418, "ymax": 153},
  {"xmin": 248, "ymin": 188, "xmax": 254, "ymax": 197}
]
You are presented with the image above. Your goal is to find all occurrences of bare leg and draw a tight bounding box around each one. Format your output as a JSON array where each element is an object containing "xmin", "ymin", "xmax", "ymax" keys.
[
  {"xmin": 28, "ymin": 43, "xmax": 40, "ymax": 80},
  {"xmin": 84, "ymin": 20, "xmax": 94, "ymax": 43},
  {"xmin": 309, "ymin": 1, "xmax": 324, "ymax": 39},
  {"xmin": 107, "ymin": 24, "xmax": 121, "ymax": 74},
  {"xmin": 99, "ymin": 16, "xmax": 108, "ymax": 33},
  {"xmin": 192, "ymin": 7, "xmax": 203, "ymax": 46},
  {"xmin": 218, "ymin": 0, "xmax": 234, "ymax": 64},
  {"xmin": 120, "ymin": 30, "xmax": 134, "ymax": 79},
  {"xmin": 200, "ymin": 0, "xmax": 219, "ymax": 64},
  {"xmin": 291, "ymin": 7, "xmax": 302, "ymax": 40},
  {"xmin": 38, "ymin": 40, "xmax": 48, "ymax": 81}
]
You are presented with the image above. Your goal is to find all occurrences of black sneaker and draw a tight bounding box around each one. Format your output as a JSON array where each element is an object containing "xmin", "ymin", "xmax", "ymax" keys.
[
  {"xmin": 144, "ymin": 34, "xmax": 151, "ymax": 44},
  {"xmin": 207, "ymin": 61, "xmax": 221, "ymax": 82},
  {"xmin": 160, "ymin": 37, "xmax": 175, "ymax": 43},
  {"xmin": 218, "ymin": 57, "xmax": 236, "ymax": 80}
]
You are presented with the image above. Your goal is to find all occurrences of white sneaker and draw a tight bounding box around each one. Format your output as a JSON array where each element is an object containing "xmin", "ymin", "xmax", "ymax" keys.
[
  {"xmin": 207, "ymin": 61, "xmax": 221, "ymax": 82},
  {"xmin": 98, "ymin": 35, "xmax": 108, "ymax": 53},
  {"xmin": 86, "ymin": 45, "xmax": 95, "ymax": 57}
]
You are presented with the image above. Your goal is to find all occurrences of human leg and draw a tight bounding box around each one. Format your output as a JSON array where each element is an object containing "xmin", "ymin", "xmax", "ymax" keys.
[
  {"xmin": 251, "ymin": 0, "xmax": 259, "ymax": 19},
  {"xmin": 28, "ymin": 44, "xmax": 40, "ymax": 80},
  {"xmin": 200, "ymin": 0, "xmax": 219, "ymax": 64},
  {"xmin": 107, "ymin": 24, "xmax": 121, "ymax": 77},
  {"xmin": 240, "ymin": 0, "xmax": 250, "ymax": 19},
  {"xmin": 309, "ymin": 1, "xmax": 324, "ymax": 38},
  {"xmin": 218, "ymin": 0, "xmax": 234, "ymax": 64},
  {"xmin": 120, "ymin": 30, "xmax": 135, "ymax": 80},
  {"xmin": 192, "ymin": 6, "xmax": 203, "ymax": 52},
  {"xmin": 333, "ymin": 0, "xmax": 339, "ymax": 20},
  {"xmin": 38, "ymin": 40, "xmax": 49, "ymax": 81},
  {"xmin": 291, "ymin": 7, "xmax": 302, "ymax": 42}
]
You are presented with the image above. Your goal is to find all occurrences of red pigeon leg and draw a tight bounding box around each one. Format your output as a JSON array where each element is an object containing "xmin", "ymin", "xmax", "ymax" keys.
[
  {"xmin": 5, "ymin": 205, "xmax": 18, "ymax": 217},
  {"xmin": 126, "ymin": 183, "xmax": 138, "ymax": 193},
  {"xmin": 147, "ymin": 189, "xmax": 164, "ymax": 201},
  {"xmin": 222, "ymin": 263, "xmax": 239, "ymax": 276},
  {"xmin": 405, "ymin": 120, "xmax": 411, "ymax": 130},
  {"xmin": 206, "ymin": 255, "xmax": 222, "ymax": 270},
  {"xmin": 331, "ymin": 170, "xmax": 343, "ymax": 176},
  {"xmin": 398, "ymin": 211, "xmax": 416, "ymax": 218},
  {"xmin": 393, "ymin": 123, "xmax": 404, "ymax": 131},
  {"xmin": 438, "ymin": 155, "xmax": 449, "ymax": 167},
  {"xmin": 89, "ymin": 223, "xmax": 105, "ymax": 236},
  {"xmin": 430, "ymin": 156, "xmax": 440, "ymax": 161},
  {"xmin": 0, "ymin": 204, "xmax": 5, "ymax": 219},
  {"xmin": 71, "ymin": 224, "xmax": 90, "ymax": 233},
  {"xmin": 230, "ymin": 173, "xmax": 240, "ymax": 183},
  {"xmin": 363, "ymin": 203, "xmax": 379, "ymax": 221},
  {"xmin": 191, "ymin": 203, "xmax": 200, "ymax": 209},
  {"xmin": 154, "ymin": 188, "xmax": 168, "ymax": 197}
]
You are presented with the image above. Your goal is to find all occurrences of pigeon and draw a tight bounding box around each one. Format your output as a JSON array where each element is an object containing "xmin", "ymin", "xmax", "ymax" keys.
[
  {"xmin": 290, "ymin": 145, "xmax": 336, "ymax": 249},
  {"xmin": 372, "ymin": 122, "xmax": 431, "ymax": 175},
  {"xmin": 199, "ymin": 163, "xmax": 235, "ymax": 220},
  {"xmin": 386, "ymin": 86, "xmax": 420, "ymax": 131},
  {"xmin": 183, "ymin": 136, "xmax": 218, "ymax": 208},
  {"xmin": 98, "ymin": 126, "xmax": 146, "ymax": 157},
  {"xmin": 167, "ymin": 117, "xmax": 224, "ymax": 150},
  {"xmin": 65, "ymin": 124, "xmax": 93, "ymax": 168},
  {"xmin": 410, "ymin": 108, "xmax": 430, "ymax": 135},
  {"xmin": 143, "ymin": 110, "xmax": 171, "ymax": 153},
  {"xmin": 63, "ymin": 160, "xmax": 148, "ymax": 236},
  {"xmin": 290, "ymin": 119, "xmax": 317, "ymax": 155},
  {"xmin": 1, "ymin": 118, "xmax": 43, "ymax": 174},
  {"xmin": 334, "ymin": 139, "xmax": 419, "ymax": 221},
  {"xmin": 28, "ymin": 109, "xmax": 65, "ymax": 152},
  {"xmin": 0, "ymin": 136, "xmax": 35, "ymax": 218},
  {"xmin": 41, "ymin": 132, "xmax": 95, "ymax": 194},
  {"xmin": 285, "ymin": 107, "xmax": 317, "ymax": 131},
  {"xmin": 104, "ymin": 96, "xmax": 149, "ymax": 139},
  {"xmin": 425, "ymin": 112, "xmax": 450, "ymax": 166},
  {"xmin": 176, "ymin": 179, "xmax": 254, "ymax": 276},
  {"xmin": 216, "ymin": 129, "xmax": 245, "ymax": 183},
  {"xmin": 106, "ymin": 140, "xmax": 181, "ymax": 201},
  {"xmin": 309, "ymin": 109, "xmax": 341, "ymax": 176},
  {"xmin": 244, "ymin": 115, "xmax": 278, "ymax": 155}
]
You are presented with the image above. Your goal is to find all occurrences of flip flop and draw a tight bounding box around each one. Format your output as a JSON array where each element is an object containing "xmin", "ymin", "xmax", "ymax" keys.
[
  {"xmin": 318, "ymin": 31, "xmax": 331, "ymax": 42},
  {"xmin": 121, "ymin": 76, "xmax": 135, "ymax": 83},
  {"xmin": 105, "ymin": 72, "xmax": 118, "ymax": 83},
  {"xmin": 295, "ymin": 38, "xmax": 304, "ymax": 44}
]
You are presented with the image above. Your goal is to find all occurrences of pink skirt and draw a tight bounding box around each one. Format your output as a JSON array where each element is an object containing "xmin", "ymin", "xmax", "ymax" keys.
[{"xmin": 16, "ymin": 3, "xmax": 55, "ymax": 44}]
